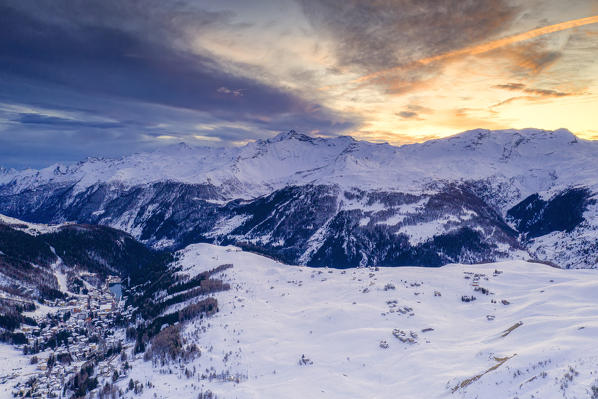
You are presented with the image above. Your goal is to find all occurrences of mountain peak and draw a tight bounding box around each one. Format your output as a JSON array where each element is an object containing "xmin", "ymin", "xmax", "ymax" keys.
[
  {"xmin": 0, "ymin": 166, "xmax": 15, "ymax": 175},
  {"xmin": 269, "ymin": 130, "xmax": 314, "ymax": 143},
  {"xmin": 452, "ymin": 128, "xmax": 577, "ymax": 142},
  {"xmin": 154, "ymin": 141, "xmax": 196, "ymax": 155},
  {"xmin": 172, "ymin": 141, "xmax": 193, "ymax": 150}
]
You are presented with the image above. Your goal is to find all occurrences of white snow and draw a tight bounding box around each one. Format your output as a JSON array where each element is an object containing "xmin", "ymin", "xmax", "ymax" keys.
[
  {"xmin": 121, "ymin": 243, "xmax": 598, "ymax": 399},
  {"xmin": 0, "ymin": 346, "xmax": 39, "ymax": 399},
  {"xmin": 3, "ymin": 128, "xmax": 598, "ymax": 268},
  {"xmin": 398, "ymin": 214, "xmax": 462, "ymax": 246},
  {"xmin": 3, "ymin": 128, "xmax": 597, "ymax": 203},
  {"xmin": 206, "ymin": 215, "xmax": 250, "ymax": 238},
  {"xmin": 0, "ymin": 214, "xmax": 66, "ymax": 235}
]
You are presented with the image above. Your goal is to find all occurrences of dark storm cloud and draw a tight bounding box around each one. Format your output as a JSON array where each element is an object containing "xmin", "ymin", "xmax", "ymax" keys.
[
  {"xmin": 0, "ymin": 1, "xmax": 357, "ymax": 168},
  {"xmin": 0, "ymin": 2, "xmax": 331, "ymax": 120},
  {"xmin": 297, "ymin": 0, "xmax": 518, "ymax": 72}
]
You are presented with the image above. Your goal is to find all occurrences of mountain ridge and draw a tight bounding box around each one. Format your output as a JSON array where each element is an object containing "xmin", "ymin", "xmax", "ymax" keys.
[
  {"xmin": 0, "ymin": 128, "xmax": 596, "ymax": 269},
  {"xmin": 2, "ymin": 128, "xmax": 593, "ymax": 200}
]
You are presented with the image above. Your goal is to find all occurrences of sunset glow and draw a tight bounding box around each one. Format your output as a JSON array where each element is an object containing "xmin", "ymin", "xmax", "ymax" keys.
[{"xmin": 1, "ymin": 1, "xmax": 597, "ymax": 167}]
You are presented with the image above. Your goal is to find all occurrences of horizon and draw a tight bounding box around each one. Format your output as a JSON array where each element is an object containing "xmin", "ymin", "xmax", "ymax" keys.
[
  {"xmin": 1, "ymin": 1, "xmax": 597, "ymax": 169},
  {"xmin": 0, "ymin": 126, "xmax": 589, "ymax": 171}
]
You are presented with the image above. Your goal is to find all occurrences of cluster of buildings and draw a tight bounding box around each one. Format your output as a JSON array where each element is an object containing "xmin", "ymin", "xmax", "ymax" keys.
[{"xmin": 8, "ymin": 276, "xmax": 134, "ymax": 398}]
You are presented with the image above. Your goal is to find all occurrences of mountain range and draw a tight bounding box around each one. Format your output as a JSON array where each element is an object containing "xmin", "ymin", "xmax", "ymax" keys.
[{"xmin": 1, "ymin": 128, "xmax": 596, "ymax": 269}]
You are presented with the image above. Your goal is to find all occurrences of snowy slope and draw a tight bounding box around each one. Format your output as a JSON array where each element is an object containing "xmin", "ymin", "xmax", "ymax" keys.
[
  {"xmin": 0, "ymin": 213, "xmax": 67, "ymax": 235},
  {"xmin": 121, "ymin": 243, "xmax": 598, "ymax": 399}
]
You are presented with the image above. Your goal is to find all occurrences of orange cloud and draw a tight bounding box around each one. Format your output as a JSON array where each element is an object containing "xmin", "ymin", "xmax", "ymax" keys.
[
  {"xmin": 419, "ymin": 15, "xmax": 598, "ymax": 64},
  {"xmin": 485, "ymin": 39, "xmax": 563, "ymax": 76},
  {"xmin": 356, "ymin": 15, "xmax": 598, "ymax": 83}
]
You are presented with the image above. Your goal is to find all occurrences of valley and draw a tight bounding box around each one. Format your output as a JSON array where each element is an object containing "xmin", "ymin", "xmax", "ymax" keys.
[
  {"xmin": 1, "ymin": 129, "xmax": 598, "ymax": 398},
  {"xmin": 3, "ymin": 1, "xmax": 597, "ymax": 396}
]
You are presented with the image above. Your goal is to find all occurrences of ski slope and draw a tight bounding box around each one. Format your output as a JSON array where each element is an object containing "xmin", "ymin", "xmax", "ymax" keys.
[{"xmin": 125, "ymin": 243, "xmax": 598, "ymax": 398}]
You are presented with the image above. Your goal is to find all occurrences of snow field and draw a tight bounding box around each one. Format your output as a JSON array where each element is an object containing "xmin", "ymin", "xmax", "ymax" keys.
[{"xmin": 124, "ymin": 244, "xmax": 598, "ymax": 398}]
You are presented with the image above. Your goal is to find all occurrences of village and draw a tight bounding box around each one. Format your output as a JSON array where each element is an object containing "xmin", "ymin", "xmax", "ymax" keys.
[{"xmin": 4, "ymin": 275, "xmax": 135, "ymax": 398}]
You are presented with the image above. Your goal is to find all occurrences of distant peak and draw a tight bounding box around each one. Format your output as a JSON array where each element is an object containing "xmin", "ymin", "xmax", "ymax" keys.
[
  {"xmin": 156, "ymin": 141, "xmax": 195, "ymax": 154},
  {"xmin": 52, "ymin": 164, "xmax": 69, "ymax": 175},
  {"xmin": 269, "ymin": 130, "xmax": 314, "ymax": 143},
  {"xmin": 510, "ymin": 128, "xmax": 576, "ymax": 140},
  {"xmin": 447, "ymin": 128, "xmax": 579, "ymax": 144},
  {"xmin": 175, "ymin": 141, "xmax": 192, "ymax": 149},
  {"xmin": 552, "ymin": 128, "xmax": 578, "ymax": 142}
]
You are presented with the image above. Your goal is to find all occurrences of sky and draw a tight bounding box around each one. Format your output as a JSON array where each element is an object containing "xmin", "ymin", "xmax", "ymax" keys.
[{"xmin": 1, "ymin": 0, "xmax": 598, "ymax": 168}]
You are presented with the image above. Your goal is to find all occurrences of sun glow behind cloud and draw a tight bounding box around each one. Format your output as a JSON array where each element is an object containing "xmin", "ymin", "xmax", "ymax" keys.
[
  {"xmin": 355, "ymin": 14, "xmax": 598, "ymax": 83},
  {"xmin": 184, "ymin": 1, "xmax": 598, "ymax": 144},
  {"xmin": 324, "ymin": 17, "xmax": 598, "ymax": 143},
  {"xmin": 1, "ymin": 0, "xmax": 598, "ymax": 168}
]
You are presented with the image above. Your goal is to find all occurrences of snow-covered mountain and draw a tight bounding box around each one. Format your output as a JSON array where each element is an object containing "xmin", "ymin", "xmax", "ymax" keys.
[{"xmin": 1, "ymin": 128, "xmax": 597, "ymax": 268}]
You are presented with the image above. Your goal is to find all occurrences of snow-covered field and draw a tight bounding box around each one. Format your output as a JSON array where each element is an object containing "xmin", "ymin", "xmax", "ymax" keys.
[
  {"xmin": 0, "ymin": 345, "xmax": 39, "ymax": 398},
  {"xmin": 124, "ymin": 243, "xmax": 598, "ymax": 398}
]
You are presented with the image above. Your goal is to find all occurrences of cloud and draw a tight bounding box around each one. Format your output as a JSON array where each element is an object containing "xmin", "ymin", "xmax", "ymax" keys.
[
  {"xmin": 0, "ymin": 1, "xmax": 359, "ymax": 168},
  {"xmin": 356, "ymin": 13, "xmax": 598, "ymax": 83},
  {"xmin": 518, "ymin": 88, "xmax": 569, "ymax": 97},
  {"xmin": 491, "ymin": 81, "xmax": 580, "ymax": 108},
  {"xmin": 217, "ymin": 87, "xmax": 244, "ymax": 97},
  {"xmin": 396, "ymin": 111, "xmax": 419, "ymax": 119},
  {"xmin": 485, "ymin": 39, "xmax": 563, "ymax": 77},
  {"xmin": 16, "ymin": 113, "xmax": 124, "ymax": 129},
  {"xmin": 1, "ymin": 0, "xmax": 596, "ymax": 167},
  {"xmin": 298, "ymin": 0, "xmax": 518, "ymax": 73},
  {"xmin": 416, "ymin": 14, "xmax": 598, "ymax": 65},
  {"xmin": 406, "ymin": 104, "xmax": 432, "ymax": 113},
  {"xmin": 298, "ymin": 0, "xmax": 527, "ymax": 104},
  {"xmin": 494, "ymin": 83, "xmax": 526, "ymax": 90},
  {"xmin": 396, "ymin": 103, "xmax": 434, "ymax": 120},
  {"xmin": 0, "ymin": 3, "xmax": 314, "ymax": 120},
  {"xmin": 193, "ymin": 134, "xmax": 223, "ymax": 142},
  {"xmin": 494, "ymin": 83, "xmax": 572, "ymax": 97}
]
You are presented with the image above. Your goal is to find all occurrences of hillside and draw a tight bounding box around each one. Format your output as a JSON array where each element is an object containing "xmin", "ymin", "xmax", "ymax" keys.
[
  {"xmin": 0, "ymin": 213, "xmax": 169, "ymax": 302},
  {"xmin": 109, "ymin": 244, "xmax": 598, "ymax": 398},
  {"xmin": 2, "ymin": 221, "xmax": 598, "ymax": 397},
  {"xmin": 0, "ymin": 216, "xmax": 227, "ymax": 398}
]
